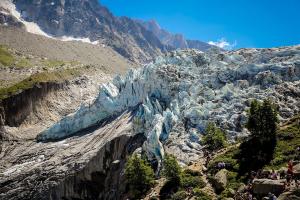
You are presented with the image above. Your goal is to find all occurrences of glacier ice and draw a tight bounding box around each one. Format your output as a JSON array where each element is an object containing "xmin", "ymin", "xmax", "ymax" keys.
[{"xmin": 38, "ymin": 46, "xmax": 300, "ymax": 164}]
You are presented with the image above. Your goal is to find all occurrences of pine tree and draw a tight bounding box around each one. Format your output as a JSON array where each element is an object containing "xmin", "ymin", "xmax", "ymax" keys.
[
  {"xmin": 125, "ymin": 154, "xmax": 155, "ymax": 198},
  {"xmin": 239, "ymin": 99, "xmax": 278, "ymax": 173},
  {"xmin": 202, "ymin": 122, "xmax": 227, "ymax": 151},
  {"xmin": 163, "ymin": 154, "xmax": 182, "ymax": 183}
]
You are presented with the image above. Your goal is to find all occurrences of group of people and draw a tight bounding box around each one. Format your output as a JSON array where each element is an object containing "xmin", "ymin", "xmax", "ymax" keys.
[{"xmin": 234, "ymin": 160, "xmax": 299, "ymax": 200}]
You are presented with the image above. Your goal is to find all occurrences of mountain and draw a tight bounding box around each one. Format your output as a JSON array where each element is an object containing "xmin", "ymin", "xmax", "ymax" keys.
[
  {"xmin": 0, "ymin": 0, "xmax": 171, "ymax": 63},
  {"xmin": 0, "ymin": 0, "xmax": 214, "ymax": 64},
  {"xmin": 137, "ymin": 19, "xmax": 214, "ymax": 51}
]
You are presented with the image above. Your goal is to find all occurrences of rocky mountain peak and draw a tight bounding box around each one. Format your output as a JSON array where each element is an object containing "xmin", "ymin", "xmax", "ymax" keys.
[{"xmin": 137, "ymin": 19, "xmax": 215, "ymax": 51}]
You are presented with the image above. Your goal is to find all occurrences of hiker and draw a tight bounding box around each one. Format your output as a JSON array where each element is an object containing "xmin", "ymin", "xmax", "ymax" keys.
[
  {"xmin": 217, "ymin": 161, "xmax": 226, "ymax": 169},
  {"xmin": 287, "ymin": 160, "xmax": 294, "ymax": 176},
  {"xmin": 268, "ymin": 192, "xmax": 277, "ymax": 200},
  {"xmin": 296, "ymin": 146, "xmax": 300, "ymax": 160},
  {"xmin": 270, "ymin": 169, "xmax": 278, "ymax": 180},
  {"xmin": 246, "ymin": 192, "xmax": 253, "ymax": 200},
  {"xmin": 251, "ymin": 171, "xmax": 257, "ymax": 179},
  {"xmin": 286, "ymin": 173, "xmax": 292, "ymax": 187}
]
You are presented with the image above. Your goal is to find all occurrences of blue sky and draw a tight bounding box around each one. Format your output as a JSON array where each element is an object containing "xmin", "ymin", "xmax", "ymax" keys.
[{"xmin": 100, "ymin": 0, "xmax": 300, "ymax": 49}]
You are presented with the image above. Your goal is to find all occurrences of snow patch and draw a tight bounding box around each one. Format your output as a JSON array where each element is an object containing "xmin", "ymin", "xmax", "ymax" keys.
[
  {"xmin": 59, "ymin": 36, "xmax": 99, "ymax": 45},
  {"xmin": 0, "ymin": 0, "xmax": 100, "ymax": 46}
]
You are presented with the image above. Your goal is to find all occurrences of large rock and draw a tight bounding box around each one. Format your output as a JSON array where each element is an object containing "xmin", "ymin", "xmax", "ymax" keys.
[
  {"xmin": 212, "ymin": 169, "xmax": 228, "ymax": 192},
  {"xmin": 252, "ymin": 179, "xmax": 285, "ymax": 196},
  {"xmin": 294, "ymin": 163, "xmax": 300, "ymax": 179}
]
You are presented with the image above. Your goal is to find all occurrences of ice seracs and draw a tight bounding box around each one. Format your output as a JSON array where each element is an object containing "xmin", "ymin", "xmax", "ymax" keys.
[{"xmin": 38, "ymin": 46, "xmax": 300, "ymax": 164}]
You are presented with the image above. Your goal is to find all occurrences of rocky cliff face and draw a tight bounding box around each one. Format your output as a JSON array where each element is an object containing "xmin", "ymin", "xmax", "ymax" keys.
[
  {"xmin": 0, "ymin": 111, "xmax": 144, "ymax": 200},
  {"xmin": 0, "ymin": 82, "xmax": 66, "ymax": 127},
  {"xmin": 8, "ymin": 0, "xmax": 169, "ymax": 63},
  {"xmin": 138, "ymin": 19, "xmax": 214, "ymax": 51},
  {"xmin": 38, "ymin": 46, "xmax": 300, "ymax": 165}
]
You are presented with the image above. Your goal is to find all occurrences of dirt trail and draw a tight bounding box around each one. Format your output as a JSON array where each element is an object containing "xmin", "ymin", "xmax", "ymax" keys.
[{"xmin": 144, "ymin": 178, "xmax": 167, "ymax": 200}]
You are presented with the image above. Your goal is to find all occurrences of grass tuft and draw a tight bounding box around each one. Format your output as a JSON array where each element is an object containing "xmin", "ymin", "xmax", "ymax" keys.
[
  {"xmin": 0, "ymin": 45, "xmax": 15, "ymax": 66},
  {"xmin": 0, "ymin": 68, "xmax": 81, "ymax": 100}
]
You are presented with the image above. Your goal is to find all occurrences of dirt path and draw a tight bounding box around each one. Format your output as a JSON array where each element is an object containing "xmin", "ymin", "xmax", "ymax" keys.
[{"xmin": 144, "ymin": 178, "xmax": 167, "ymax": 200}]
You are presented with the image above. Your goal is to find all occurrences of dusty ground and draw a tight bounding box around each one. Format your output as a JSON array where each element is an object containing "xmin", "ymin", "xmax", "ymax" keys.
[{"xmin": 0, "ymin": 26, "xmax": 136, "ymax": 74}]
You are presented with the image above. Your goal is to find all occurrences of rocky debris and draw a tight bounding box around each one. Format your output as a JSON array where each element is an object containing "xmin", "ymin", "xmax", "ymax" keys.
[
  {"xmin": 212, "ymin": 169, "xmax": 228, "ymax": 192},
  {"xmin": 38, "ymin": 46, "xmax": 300, "ymax": 165},
  {"xmin": 0, "ymin": 111, "xmax": 144, "ymax": 200},
  {"xmin": 278, "ymin": 189, "xmax": 300, "ymax": 200},
  {"xmin": 252, "ymin": 179, "xmax": 285, "ymax": 196},
  {"xmin": 0, "ymin": 26, "xmax": 134, "ymax": 72}
]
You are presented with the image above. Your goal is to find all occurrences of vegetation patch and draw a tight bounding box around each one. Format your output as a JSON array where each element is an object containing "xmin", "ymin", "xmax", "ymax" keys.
[
  {"xmin": 41, "ymin": 59, "xmax": 67, "ymax": 68},
  {"xmin": 15, "ymin": 58, "xmax": 32, "ymax": 68},
  {"xmin": 266, "ymin": 114, "xmax": 300, "ymax": 169},
  {"xmin": 0, "ymin": 68, "xmax": 81, "ymax": 100},
  {"xmin": 125, "ymin": 154, "xmax": 155, "ymax": 199},
  {"xmin": 207, "ymin": 102, "xmax": 299, "ymax": 198},
  {"xmin": 193, "ymin": 188, "xmax": 212, "ymax": 200},
  {"xmin": 202, "ymin": 122, "xmax": 227, "ymax": 151},
  {"xmin": 160, "ymin": 154, "xmax": 209, "ymax": 199},
  {"xmin": 0, "ymin": 45, "xmax": 15, "ymax": 66}
]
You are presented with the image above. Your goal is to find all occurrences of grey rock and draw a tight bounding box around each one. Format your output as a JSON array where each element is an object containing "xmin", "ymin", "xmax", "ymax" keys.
[
  {"xmin": 212, "ymin": 169, "xmax": 228, "ymax": 192},
  {"xmin": 252, "ymin": 178, "xmax": 285, "ymax": 196}
]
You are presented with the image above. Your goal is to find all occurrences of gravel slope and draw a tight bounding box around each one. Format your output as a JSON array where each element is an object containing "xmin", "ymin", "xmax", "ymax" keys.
[{"xmin": 0, "ymin": 26, "xmax": 136, "ymax": 74}]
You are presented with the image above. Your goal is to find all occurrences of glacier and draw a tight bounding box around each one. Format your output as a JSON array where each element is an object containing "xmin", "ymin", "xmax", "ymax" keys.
[{"xmin": 38, "ymin": 46, "xmax": 300, "ymax": 164}]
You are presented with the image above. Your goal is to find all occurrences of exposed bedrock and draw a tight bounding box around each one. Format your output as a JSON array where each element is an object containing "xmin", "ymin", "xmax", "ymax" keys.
[
  {"xmin": 0, "ymin": 111, "xmax": 142, "ymax": 200},
  {"xmin": 0, "ymin": 81, "xmax": 66, "ymax": 127},
  {"xmin": 47, "ymin": 133, "xmax": 145, "ymax": 200}
]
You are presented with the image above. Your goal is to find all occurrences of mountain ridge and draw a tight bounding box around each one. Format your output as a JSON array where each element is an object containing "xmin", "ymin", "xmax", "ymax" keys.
[
  {"xmin": 0, "ymin": 0, "xmax": 214, "ymax": 64},
  {"xmin": 137, "ymin": 19, "xmax": 214, "ymax": 51}
]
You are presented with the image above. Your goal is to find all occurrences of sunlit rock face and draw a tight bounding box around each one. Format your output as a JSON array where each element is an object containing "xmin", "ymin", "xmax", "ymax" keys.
[{"xmin": 38, "ymin": 46, "xmax": 300, "ymax": 164}]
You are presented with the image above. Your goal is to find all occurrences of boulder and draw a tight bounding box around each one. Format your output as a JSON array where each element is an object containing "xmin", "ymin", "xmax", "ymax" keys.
[
  {"xmin": 294, "ymin": 163, "xmax": 300, "ymax": 179},
  {"xmin": 212, "ymin": 169, "xmax": 228, "ymax": 192},
  {"xmin": 252, "ymin": 178, "xmax": 285, "ymax": 196},
  {"xmin": 237, "ymin": 183, "xmax": 246, "ymax": 193}
]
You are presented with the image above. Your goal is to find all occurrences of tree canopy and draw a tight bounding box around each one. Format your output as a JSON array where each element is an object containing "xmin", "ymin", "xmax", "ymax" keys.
[{"xmin": 125, "ymin": 154, "xmax": 155, "ymax": 198}]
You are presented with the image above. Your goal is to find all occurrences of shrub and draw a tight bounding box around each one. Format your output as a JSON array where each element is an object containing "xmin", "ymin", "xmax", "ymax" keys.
[
  {"xmin": 181, "ymin": 172, "xmax": 206, "ymax": 189},
  {"xmin": 193, "ymin": 188, "xmax": 212, "ymax": 200},
  {"xmin": 163, "ymin": 154, "xmax": 182, "ymax": 183},
  {"xmin": 171, "ymin": 191, "xmax": 187, "ymax": 200},
  {"xmin": 183, "ymin": 168, "xmax": 202, "ymax": 176},
  {"xmin": 0, "ymin": 45, "xmax": 15, "ymax": 66},
  {"xmin": 125, "ymin": 154, "xmax": 155, "ymax": 198},
  {"xmin": 220, "ymin": 188, "xmax": 235, "ymax": 199},
  {"xmin": 202, "ymin": 122, "xmax": 227, "ymax": 151}
]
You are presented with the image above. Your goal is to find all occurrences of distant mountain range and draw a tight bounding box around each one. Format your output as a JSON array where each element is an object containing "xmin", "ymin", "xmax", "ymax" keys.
[
  {"xmin": 0, "ymin": 0, "xmax": 214, "ymax": 63},
  {"xmin": 137, "ymin": 19, "xmax": 213, "ymax": 51}
]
